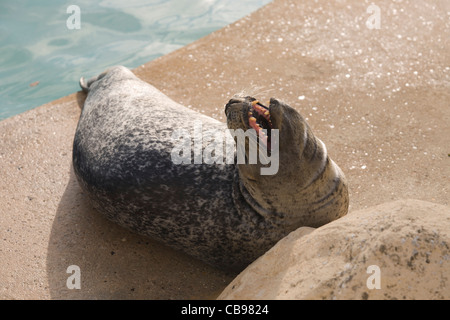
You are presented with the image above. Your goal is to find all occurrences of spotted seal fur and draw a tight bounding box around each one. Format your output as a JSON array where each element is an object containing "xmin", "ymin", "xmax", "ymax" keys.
[{"xmin": 73, "ymin": 66, "xmax": 349, "ymax": 271}]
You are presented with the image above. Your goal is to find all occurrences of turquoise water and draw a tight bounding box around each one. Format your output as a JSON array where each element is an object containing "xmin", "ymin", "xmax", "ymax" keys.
[{"xmin": 0, "ymin": 0, "xmax": 271, "ymax": 120}]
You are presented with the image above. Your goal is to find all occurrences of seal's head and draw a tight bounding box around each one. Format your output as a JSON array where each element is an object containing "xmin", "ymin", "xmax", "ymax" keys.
[
  {"xmin": 225, "ymin": 96, "xmax": 306, "ymax": 156},
  {"xmin": 225, "ymin": 96, "xmax": 348, "ymax": 229}
]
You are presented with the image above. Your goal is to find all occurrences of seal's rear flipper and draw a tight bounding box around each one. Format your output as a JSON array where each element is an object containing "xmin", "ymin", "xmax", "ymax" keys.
[
  {"xmin": 79, "ymin": 77, "xmax": 90, "ymax": 93},
  {"xmin": 79, "ymin": 70, "xmax": 109, "ymax": 93}
]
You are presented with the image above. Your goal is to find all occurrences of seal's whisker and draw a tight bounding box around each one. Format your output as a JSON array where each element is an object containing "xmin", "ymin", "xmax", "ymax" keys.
[
  {"xmin": 252, "ymin": 88, "xmax": 275, "ymax": 99},
  {"xmin": 232, "ymin": 86, "xmax": 274, "ymax": 101}
]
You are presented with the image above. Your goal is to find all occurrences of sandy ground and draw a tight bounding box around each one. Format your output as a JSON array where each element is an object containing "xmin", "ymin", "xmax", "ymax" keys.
[{"xmin": 0, "ymin": 0, "xmax": 449, "ymax": 299}]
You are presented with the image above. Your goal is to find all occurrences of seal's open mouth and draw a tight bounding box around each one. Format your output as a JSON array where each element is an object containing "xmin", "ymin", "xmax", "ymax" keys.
[
  {"xmin": 225, "ymin": 97, "xmax": 276, "ymax": 151},
  {"xmin": 247, "ymin": 100, "xmax": 273, "ymax": 150}
]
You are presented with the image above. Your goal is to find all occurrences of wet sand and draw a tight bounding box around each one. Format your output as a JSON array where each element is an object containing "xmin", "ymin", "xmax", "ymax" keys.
[{"xmin": 0, "ymin": 0, "xmax": 449, "ymax": 299}]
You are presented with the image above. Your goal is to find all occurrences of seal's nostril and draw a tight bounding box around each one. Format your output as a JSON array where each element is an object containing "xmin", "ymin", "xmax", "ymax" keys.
[
  {"xmin": 225, "ymin": 99, "xmax": 243, "ymax": 115},
  {"xmin": 228, "ymin": 99, "xmax": 243, "ymax": 105},
  {"xmin": 225, "ymin": 102, "xmax": 231, "ymax": 115}
]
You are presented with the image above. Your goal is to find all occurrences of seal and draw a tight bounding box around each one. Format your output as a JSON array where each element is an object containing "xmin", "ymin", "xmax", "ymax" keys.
[{"xmin": 73, "ymin": 66, "xmax": 349, "ymax": 271}]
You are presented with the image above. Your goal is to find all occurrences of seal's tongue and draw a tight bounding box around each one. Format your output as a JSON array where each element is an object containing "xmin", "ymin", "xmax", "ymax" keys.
[{"xmin": 248, "ymin": 100, "xmax": 273, "ymax": 149}]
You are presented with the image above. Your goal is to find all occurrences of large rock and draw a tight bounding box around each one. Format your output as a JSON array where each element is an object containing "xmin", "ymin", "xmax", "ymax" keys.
[{"xmin": 218, "ymin": 200, "xmax": 450, "ymax": 300}]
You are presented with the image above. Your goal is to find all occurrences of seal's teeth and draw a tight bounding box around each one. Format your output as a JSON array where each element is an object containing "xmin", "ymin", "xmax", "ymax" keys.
[
  {"xmin": 256, "ymin": 105, "xmax": 266, "ymax": 112},
  {"xmin": 251, "ymin": 100, "xmax": 259, "ymax": 107},
  {"xmin": 249, "ymin": 117, "xmax": 257, "ymax": 123}
]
